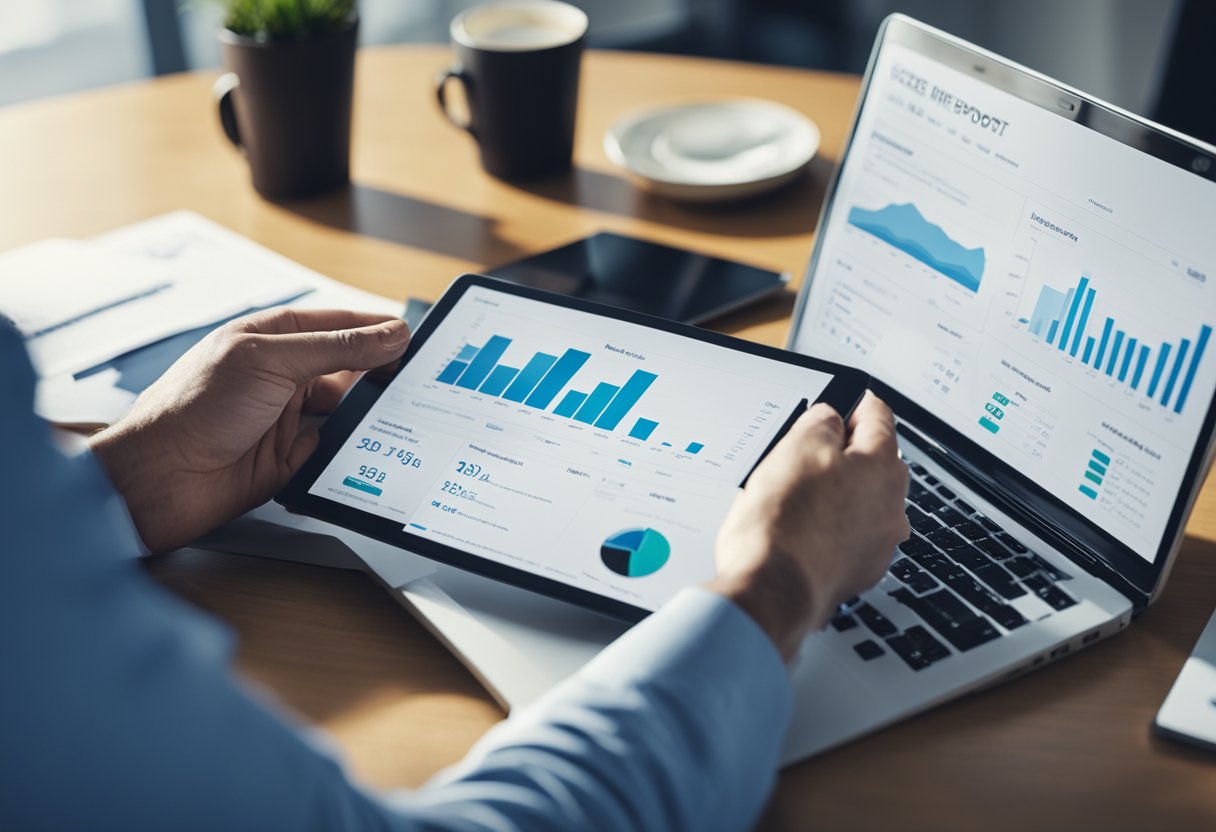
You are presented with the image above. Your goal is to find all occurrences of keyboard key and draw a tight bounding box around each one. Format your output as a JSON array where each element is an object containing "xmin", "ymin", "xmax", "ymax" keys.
[
  {"xmin": 934, "ymin": 506, "xmax": 968, "ymax": 527},
  {"xmin": 889, "ymin": 589, "xmax": 1001, "ymax": 652},
  {"xmin": 996, "ymin": 532, "xmax": 1028, "ymax": 554},
  {"xmin": 951, "ymin": 519, "xmax": 989, "ymax": 541},
  {"xmin": 975, "ymin": 514, "xmax": 1004, "ymax": 533},
  {"xmin": 854, "ymin": 639, "xmax": 885, "ymax": 660},
  {"xmin": 855, "ymin": 603, "xmax": 899, "ymax": 637},
  {"xmin": 975, "ymin": 538, "xmax": 1014, "ymax": 560},
  {"xmin": 1022, "ymin": 574, "xmax": 1077, "ymax": 610},
  {"xmin": 909, "ymin": 462, "xmax": 927, "ymax": 476},
  {"xmin": 916, "ymin": 492, "xmax": 947, "ymax": 513},
  {"xmin": 890, "ymin": 557, "xmax": 940, "ymax": 594},
  {"xmin": 926, "ymin": 527, "xmax": 969, "ymax": 551},
  {"xmin": 954, "ymin": 498, "xmax": 976, "ymax": 515},
  {"xmin": 909, "ymin": 482, "xmax": 930, "ymax": 502},
  {"xmin": 936, "ymin": 485, "xmax": 957, "ymax": 500},
  {"xmin": 972, "ymin": 562, "xmax": 1027, "ymax": 600},
  {"xmin": 1003, "ymin": 556, "xmax": 1038, "ymax": 578},
  {"xmin": 831, "ymin": 613, "xmax": 859, "ymax": 632},
  {"xmin": 898, "ymin": 534, "xmax": 936, "ymax": 556},
  {"xmin": 923, "ymin": 474, "xmax": 940, "ymax": 486},
  {"xmin": 909, "ymin": 509, "xmax": 942, "ymax": 535},
  {"xmin": 1030, "ymin": 553, "xmax": 1071, "ymax": 581},
  {"xmin": 884, "ymin": 633, "xmax": 934, "ymax": 670},
  {"xmin": 949, "ymin": 545, "xmax": 990, "ymax": 573},
  {"xmin": 905, "ymin": 625, "xmax": 951, "ymax": 661}
]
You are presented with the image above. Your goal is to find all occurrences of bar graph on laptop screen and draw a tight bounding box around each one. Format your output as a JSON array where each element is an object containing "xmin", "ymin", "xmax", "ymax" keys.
[
  {"xmin": 793, "ymin": 41, "xmax": 1216, "ymax": 562},
  {"xmin": 310, "ymin": 284, "xmax": 834, "ymax": 611}
]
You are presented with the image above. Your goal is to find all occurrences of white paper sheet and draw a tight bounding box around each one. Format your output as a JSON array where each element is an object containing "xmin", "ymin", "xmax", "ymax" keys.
[{"xmin": 0, "ymin": 239, "xmax": 173, "ymax": 338}]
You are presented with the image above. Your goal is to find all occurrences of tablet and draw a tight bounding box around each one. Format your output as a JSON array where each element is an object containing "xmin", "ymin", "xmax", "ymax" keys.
[{"xmin": 278, "ymin": 275, "xmax": 868, "ymax": 620}]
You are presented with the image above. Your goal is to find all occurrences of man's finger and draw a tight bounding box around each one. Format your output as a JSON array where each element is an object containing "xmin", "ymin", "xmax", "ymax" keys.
[
  {"xmin": 241, "ymin": 319, "xmax": 410, "ymax": 382},
  {"xmin": 235, "ymin": 307, "xmax": 403, "ymax": 337},
  {"xmin": 844, "ymin": 391, "xmax": 898, "ymax": 456},
  {"xmin": 790, "ymin": 403, "xmax": 847, "ymax": 450}
]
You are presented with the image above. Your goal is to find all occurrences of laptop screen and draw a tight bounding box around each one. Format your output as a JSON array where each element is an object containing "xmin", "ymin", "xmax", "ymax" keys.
[{"xmin": 791, "ymin": 24, "xmax": 1216, "ymax": 566}]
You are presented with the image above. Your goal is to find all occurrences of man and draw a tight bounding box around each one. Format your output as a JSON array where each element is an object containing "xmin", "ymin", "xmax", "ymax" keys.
[{"xmin": 0, "ymin": 308, "xmax": 909, "ymax": 831}]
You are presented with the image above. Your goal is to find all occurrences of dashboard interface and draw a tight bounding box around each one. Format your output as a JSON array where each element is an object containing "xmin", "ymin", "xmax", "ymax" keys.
[
  {"xmin": 793, "ymin": 40, "xmax": 1216, "ymax": 563},
  {"xmin": 312, "ymin": 285, "xmax": 834, "ymax": 611}
]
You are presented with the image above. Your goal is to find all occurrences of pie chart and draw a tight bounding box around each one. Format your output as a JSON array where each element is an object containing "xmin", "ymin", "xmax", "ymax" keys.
[{"xmin": 601, "ymin": 528, "xmax": 670, "ymax": 578}]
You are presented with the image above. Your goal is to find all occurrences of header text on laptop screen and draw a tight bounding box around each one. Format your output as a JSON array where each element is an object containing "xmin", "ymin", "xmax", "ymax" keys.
[{"xmin": 794, "ymin": 42, "xmax": 1216, "ymax": 562}]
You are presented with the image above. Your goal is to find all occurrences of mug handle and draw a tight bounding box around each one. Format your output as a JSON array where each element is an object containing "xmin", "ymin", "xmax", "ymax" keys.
[
  {"xmin": 212, "ymin": 72, "xmax": 242, "ymax": 148},
  {"xmin": 435, "ymin": 65, "xmax": 476, "ymax": 138}
]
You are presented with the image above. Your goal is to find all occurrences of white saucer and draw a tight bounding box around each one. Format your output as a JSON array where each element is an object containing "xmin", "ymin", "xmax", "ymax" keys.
[{"xmin": 604, "ymin": 99, "xmax": 820, "ymax": 203}]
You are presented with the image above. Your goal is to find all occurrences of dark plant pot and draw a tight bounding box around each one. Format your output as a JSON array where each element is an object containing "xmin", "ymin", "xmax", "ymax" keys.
[{"xmin": 215, "ymin": 18, "xmax": 358, "ymax": 199}]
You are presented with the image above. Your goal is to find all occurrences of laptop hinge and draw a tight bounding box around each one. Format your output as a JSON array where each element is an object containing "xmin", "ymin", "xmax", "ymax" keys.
[{"xmin": 896, "ymin": 419, "xmax": 1151, "ymax": 611}]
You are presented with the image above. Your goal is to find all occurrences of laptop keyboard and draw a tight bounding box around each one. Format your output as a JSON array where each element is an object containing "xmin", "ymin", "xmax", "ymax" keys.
[{"xmin": 833, "ymin": 461, "xmax": 1078, "ymax": 672}]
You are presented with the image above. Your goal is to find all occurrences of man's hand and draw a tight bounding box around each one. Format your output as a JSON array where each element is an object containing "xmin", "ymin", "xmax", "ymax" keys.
[
  {"xmin": 89, "ymin": 308, "xmax": 410, "ymax": 553},
  {"xmin": 707, "ymin": 392, "xmax": 910, "ymax": 660}
]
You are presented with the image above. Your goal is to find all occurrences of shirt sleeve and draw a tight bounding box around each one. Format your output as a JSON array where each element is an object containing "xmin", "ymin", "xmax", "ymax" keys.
[{"xmin": 0, "ymin": 320, "xmax": 793, "ymax": 832}]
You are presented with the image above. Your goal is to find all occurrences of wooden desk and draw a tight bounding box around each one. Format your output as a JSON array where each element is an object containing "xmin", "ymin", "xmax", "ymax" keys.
[{"xmin": 2, "ymin": 46, "xmax": 1213, "ymax": 829}]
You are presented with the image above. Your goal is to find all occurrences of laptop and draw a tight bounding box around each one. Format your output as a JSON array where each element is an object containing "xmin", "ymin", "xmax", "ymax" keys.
[{"xmin": 779, "ymin": 14, "xmax": 1216, "ymax": 756}]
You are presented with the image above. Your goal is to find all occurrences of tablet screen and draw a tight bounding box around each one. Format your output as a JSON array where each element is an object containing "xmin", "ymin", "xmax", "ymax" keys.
[{"xmin": 307, "ymin": 283, "xmax": 837, "ymax": 613}]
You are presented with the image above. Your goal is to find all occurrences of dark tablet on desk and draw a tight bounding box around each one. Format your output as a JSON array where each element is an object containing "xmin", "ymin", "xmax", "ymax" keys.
[
  {"xmin": 278, "ymin": 275, "xmax": 867, "ymax": 621},
  {"xmin": 486, "ymin": 231, "xmax": 789, "ymax": 324}
]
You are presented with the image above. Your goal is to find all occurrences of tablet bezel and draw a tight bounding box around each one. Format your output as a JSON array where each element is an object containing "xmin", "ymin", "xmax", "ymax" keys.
[{"xmin": 278, "ymin": 273, "xmax": 869, "ymax": 621}]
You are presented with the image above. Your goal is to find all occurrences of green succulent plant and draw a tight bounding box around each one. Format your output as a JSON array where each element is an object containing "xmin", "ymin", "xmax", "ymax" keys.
[{"xmin": 221, "ymin": 0, "xmax": 356, "ymax": 39}]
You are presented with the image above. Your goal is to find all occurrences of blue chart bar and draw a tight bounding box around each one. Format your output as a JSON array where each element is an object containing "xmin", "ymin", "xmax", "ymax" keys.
[
  {"xmin": 437, "ymin": 360, "xmax": 468, "ymax": 384},
  {"xmin": 553, "ymin": 390, "xmax": 587, "ymax": 418},
  {"xmin": 1070, "ymin": 287, "xmax": 1095, "ymax": 356},
  {"xmin": 1161, "ymin": 339, "xmax": 1191, "ymax": 408},
  {"xmin": 574, "ymin": 383, "xmax": 620, "ymax": 424},
  {"xmin": 525, "ymin": 349, "xmax": 592, "ymax": 409},
  {"xmin": 1046, "ymin": 319, "xmax": 1060, "ymax": 344},
  {"xmin": 1094, "ymin": 317, "xmax": 1114, "ymax": 368},
  {"xmin": 1059, "ymin": 277, "xmax": 1090, "ymax": 353},
  {"xmin": 629, "ymin": 418, "xmax": 659, "ymax": 440},
  {"xmin": 456, "ymin": 344, "xmax": 479, "ymax": 362},
  {"xmin": 1053, "ymin": 288, "xmax": 1075, "ymax": 347},
  {"xmin": 686, "ymin": 442, "xmax": 704, "ymax": 454},
  {"xmin": 502, "ymin": 352, "xmax": 557, "ymax": 402},
  {"xmin": 479, "ymin": 365, "xmax": 519, "ymax": 396},
  {"xmin": 1118, "ymin": 338, "xmax": 1137, "ymax": 382},
  {"xmin": 1082, "ymin": 336, "xmax": 1095, "ymax": 365},
  {"xmin": 661, "ymin": 442, "xmax": 673, "ymax": 447},
  {"xmin": 594, "ymin": 370, "xmax": 659, "ymax": 431},
  {"xmin": 1174, "ymin": 325, "xmax": 1213, "ymax": 414},
  {"xmin": 1104, "ymin": 331, "xmax": 1124, "ymax": 375},
  {"xmin": 1131, "ymin": 345, "xmax": 1150, "ymax": 389},
  {"xmin": 1148, "ymin": 343, "xmax": 1171, "ymax": 397},
  {"xmin": 456, "ymin": 335, "xmax": 511, "ymax": 390}
]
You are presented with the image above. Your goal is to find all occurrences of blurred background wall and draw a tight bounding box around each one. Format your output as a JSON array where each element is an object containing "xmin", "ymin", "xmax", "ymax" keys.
[{"xmin": 0, "ymin": 1, "xmax": 1200, "ymax": 137}]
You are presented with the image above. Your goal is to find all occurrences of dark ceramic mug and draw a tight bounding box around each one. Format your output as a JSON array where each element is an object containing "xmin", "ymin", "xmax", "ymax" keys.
[
  {"xmin": 436, "ymin": 1, "xmax": 587, "ymax": 180},
  {"xmin": 214, "ymin": 19, "xmax": 358, "ymax": 199}
]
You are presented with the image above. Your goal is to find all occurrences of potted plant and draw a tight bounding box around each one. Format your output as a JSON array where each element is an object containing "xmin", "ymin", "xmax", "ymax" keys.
[{"xmin": 213, "ymin": 0, "xmax": 359, "ymax": 198}]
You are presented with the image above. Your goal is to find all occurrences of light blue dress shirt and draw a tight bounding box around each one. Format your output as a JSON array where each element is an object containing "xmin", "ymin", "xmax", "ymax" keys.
[{"xmin": 0, "ymin": 321, "xmax": 794, "ymax": 831}]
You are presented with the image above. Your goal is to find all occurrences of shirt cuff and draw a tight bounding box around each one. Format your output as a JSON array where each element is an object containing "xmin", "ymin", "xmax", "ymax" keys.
[{"xmin": 581, "ymin": 585, "xmax": 794, "ymax": 731}]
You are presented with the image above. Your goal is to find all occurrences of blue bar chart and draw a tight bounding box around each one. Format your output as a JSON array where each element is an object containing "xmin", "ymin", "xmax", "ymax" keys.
[
  {"xmin": 435, "ymin": 334, "xmax": 706, "ymax": 452},
  {"xmin": 1022, "ymin": 274, "xmax": 1212, "ymax": 415}
]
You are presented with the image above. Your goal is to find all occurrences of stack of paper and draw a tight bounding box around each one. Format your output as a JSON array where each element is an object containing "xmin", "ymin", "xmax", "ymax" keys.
[{"xmin": 0, "ymin": 211, "xmax": 402, "ymax": 425}]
